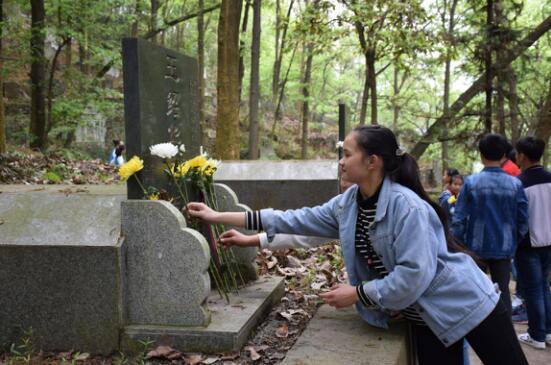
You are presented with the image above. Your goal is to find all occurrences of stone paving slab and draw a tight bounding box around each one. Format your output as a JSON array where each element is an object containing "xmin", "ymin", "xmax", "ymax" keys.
[
  {"xmin": 121, "ymin": 276, "xmax": 285, "ymax": 353},
  {"xmin": 281, "ymin": 305, "xmax": 410, "ymax": 365}
]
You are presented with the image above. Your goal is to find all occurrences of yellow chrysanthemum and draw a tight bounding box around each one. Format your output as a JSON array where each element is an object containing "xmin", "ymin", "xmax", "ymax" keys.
[
  {"xmin": 447, "ymin": 195, "xmax": 457, "ymax": 204},
  {"xmin": 118, "ymin": 156, "xmax": 144, "ymax": 181},
  {"xmin": 172, "ymin": 162, "xmax": 191, "ymax": 178},
  {"xmin": 148, "ymin": 192, "xmax": 160, "ymax": 200},
  {"xmin": 201, "ymin": 159, "xmax": 219, "ymax": 177},
  {"xmin": 186, "ymin": 155, "xmax": 208, "ymax": 170}
]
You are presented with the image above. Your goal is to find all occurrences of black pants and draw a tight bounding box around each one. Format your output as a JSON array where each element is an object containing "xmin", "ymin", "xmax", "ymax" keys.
[
  {"xmin": 483, "ymin": 259, "xmax": 513, "ymax": 316},
  {"xmin": 414, "ymin": 299, "xmax": 528, "ymax": 365}
]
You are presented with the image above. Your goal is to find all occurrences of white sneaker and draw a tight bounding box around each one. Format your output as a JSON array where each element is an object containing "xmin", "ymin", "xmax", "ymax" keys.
[
  {"xmin": 546, "ymin": 334, "xmax": 551, "ymax": 345},
  {"xmin": 518, "ymin": 333, "xmax": 546, "ymax": 349}
]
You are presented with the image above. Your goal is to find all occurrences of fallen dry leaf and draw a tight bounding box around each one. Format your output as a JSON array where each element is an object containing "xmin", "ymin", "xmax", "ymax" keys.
[
  {"xmin": 245, "ymin": 346, "xmax": 261, "ymax": 361},
  {"xmin": 275, "ymin": 322, "xmax": 289, "ymax": 338},
  {"xmin": 184, "ymin": 353, "xmax": 204, "ymax": 365},
  {"xmin": 147, "ymin": 345, "xmax": 176, "ymax": 359},
  {"xmin": 201, "ymin": 356, "xmax": 220, "ymax": 364},
  {"xmin": 220, "ymin": 352, "xmax": 239, "ymax": 360},
  {"xmin": 74, "ymin": 352, "xmax": 90, "ymax": 361}
]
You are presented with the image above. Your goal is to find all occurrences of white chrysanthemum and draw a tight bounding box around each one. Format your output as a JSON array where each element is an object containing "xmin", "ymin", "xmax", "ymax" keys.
[
  {"xmin": 149, "ymin": 142, "xmax": 179, "ymax": 159},
  {"xmin": 179, "ymin": 144, "xmax": 186, "ymax": 153},
  {"xmin": 199, "ymin": 145, "xmax": 208, "ymax": 157},
  {"xmin": 335, "ymin": 141, "xmax": 344, "ymax": 149}
]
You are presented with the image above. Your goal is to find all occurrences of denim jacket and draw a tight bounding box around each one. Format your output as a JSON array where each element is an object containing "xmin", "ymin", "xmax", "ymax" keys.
[
  {"xmin": 451, "ymin": 167, "xmax": 529, "ymax": 259},
  {"xmin": 260, "ymin": 177, "xmax": 499, "ymax": 346}
]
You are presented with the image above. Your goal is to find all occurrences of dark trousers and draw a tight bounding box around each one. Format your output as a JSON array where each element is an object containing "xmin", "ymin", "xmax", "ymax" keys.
[
  {"xmin": 515, "ymin": 246, "xmax": 551, "ymax": 342},
  {"xmin": 483, "ymin": 259, "xmax": 512, "ymax": 316},
  {"xmin": 414, "ymin": 299, "xmax": 528, "ymax": 365}
]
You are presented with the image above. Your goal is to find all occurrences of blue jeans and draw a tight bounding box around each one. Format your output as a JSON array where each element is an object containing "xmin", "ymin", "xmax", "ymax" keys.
[{"xmin": 515, "ymin": 246, "xmax": 551, "ymax": 342}]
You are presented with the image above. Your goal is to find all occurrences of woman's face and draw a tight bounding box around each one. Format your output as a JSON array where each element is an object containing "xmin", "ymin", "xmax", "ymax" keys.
[
  {"xmin": 450, "ymin": 178, "xmax": 462, "ymax": 195},
  {"xmin": 339, "ymin": 133, "xmax": 372, "ymax": 184}
]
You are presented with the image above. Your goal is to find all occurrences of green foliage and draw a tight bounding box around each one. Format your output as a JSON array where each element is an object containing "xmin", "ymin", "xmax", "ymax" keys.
[
  {"xmin": 3, "ymin": 0, "xmax": 551, "ymax": 166},
  {"xmin": 5, "ymin": 327, "xmax": 35, "ymax": 365}
]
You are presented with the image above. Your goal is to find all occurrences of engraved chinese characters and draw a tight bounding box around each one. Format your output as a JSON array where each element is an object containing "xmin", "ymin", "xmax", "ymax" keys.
[{"xmin": 122, "ymin": 38, "xmax": 201, "ymax": 199}]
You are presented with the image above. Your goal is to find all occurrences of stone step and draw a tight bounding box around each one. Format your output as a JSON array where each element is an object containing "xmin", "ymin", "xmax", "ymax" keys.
[{"xmin": 281, "ymin": 305, "xmax": 410, "ymax": 365}]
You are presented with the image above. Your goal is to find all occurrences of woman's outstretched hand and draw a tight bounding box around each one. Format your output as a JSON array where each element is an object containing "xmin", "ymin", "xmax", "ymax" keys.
[
  {"xmin": 319, "ymin": 283, "xmax": 358, "ymax": 309},
  {"xmin": 186, "ymin": 202, "xmax": 219, "ymax": 223},
  {"xmin": 218, "ymin": 229, "xmax": 260, "ymax": 248}
]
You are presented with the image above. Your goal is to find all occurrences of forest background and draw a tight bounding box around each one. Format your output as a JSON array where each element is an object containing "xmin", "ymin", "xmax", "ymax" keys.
[{"xmin": 1, "ymin": 0, "xmax": 550, "ymax": 183}]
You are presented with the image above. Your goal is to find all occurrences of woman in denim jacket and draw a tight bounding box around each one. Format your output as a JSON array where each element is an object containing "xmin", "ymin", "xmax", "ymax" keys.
[{"xmin": 188, "ymin": 125, "xmax": 527, "ymax": 365}]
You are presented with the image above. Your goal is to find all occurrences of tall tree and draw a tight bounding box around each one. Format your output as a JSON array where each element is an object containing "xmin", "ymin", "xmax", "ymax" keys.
[
  {"xmin": 484, "ymin": 0, "xmax": 494, "ymax": 133},
  {"xmin": 346, "ymin": 0, "xmax": 428, "ymax": 125},
  {"xmin": 410, "ymin": 14, "xmax": 551, "ymax": 159},
  {"xmin": 0, "ymin": 0, "xmax": 5, "ymax": 153},
  {"xmin": 150, "ymin": 0, "xmax": 160, "ymax": 44},
  {"xmin": 440, "ymin": 0, "xmax": 459, "ymax": 172},
  {"xmin": 197, "ymin": 0, "xmax": 207, "ymax": 147},
  {"xmin": 248, "ymin": 0, "xmax": 261, "ymax": 159},
  {"xmin": 238, "ymin": 0, "xmax": 250, "ymax": 100},
  {"xmin": 216, "ymin": 0, "xmax": 243, "ymax": 159},
  {"xmin": 30, "ymin": 0, "xmax": 47, "ymax": 150},
  {"xmin": 272, "ymin": 0, "xmax": 294, "ymax": 104}
]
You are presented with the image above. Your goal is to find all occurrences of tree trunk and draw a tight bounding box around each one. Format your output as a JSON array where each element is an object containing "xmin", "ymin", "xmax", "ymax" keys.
[
  {"xmin": 238, "ymin": 0, "xmax": 250, "ymax": 101},
  {"xmin": 0, "ymin": 0, "xmax": 5, "ymax": 153},
  {"xmin": 410, "ymin": 14, "xmax": 551, "ymax": 159},
  {"xmin": 359, "ymin": 55, "xmax": 369, "ymax": 125},
  {"xmin": 30, "ymin": 0, "xmax": 47, "ymax": 150},
  {"xmin": 271, "ymin": 42, "xmax": 297, "ymax": 136},
  {"xmin": 150, "ymin": 0, "xmax": 159, "ymax": 44},
  {"xmin": 216, "ymin": 0, "xmax": 243, "ymax": 159},
  {"xmin": 367, "ymin": 48, "xmax": 377, "ymax": 124},
  {"xmin": 392, "ymin": 66, "xmax": 399, "ymax": 132},
  {"xmin": 484, "ymin": 0, "xmax": 494, "ymax": 133},
  {"xmin": 507, "ymin": 65, "xmax": 520, "ymax": 143},
  {"xmin": 132, "ymin": 0, "xmax": 140, "ymax": 37},
  {"xmin": 354, "ymin": 19, "xmax": 368, "ymax": 125},
  {"xmin": 496, "ymin": 72, "xmax": 506, "ymax": 135},
  {"xmin": 534, "ymin": 80, "xmax": 551, "ymax": 143},
  {"xmin": 248, "ymin": 0, "xmax": 261, "ymax": 159},
  {"xmin": 272, "ymin": 0, "xmax": 294, "ymax": 105},
  {"xmin": 272, "ymin": 0, "xmax": 280, "ymax": 103},
  {"xmin": 197, "ymin": 0, "xmax": 208, "ymax": 147},
  {"xmin": 441, "ymin": 0, "xmax": 458, "ymax": 173},
  {"xmin": 46, "ymin": 38, "xmax": 70, "ymax": 134},
  {"xmin": 301, "ymin": 43, "xmax": 313, "ymax": 159}
]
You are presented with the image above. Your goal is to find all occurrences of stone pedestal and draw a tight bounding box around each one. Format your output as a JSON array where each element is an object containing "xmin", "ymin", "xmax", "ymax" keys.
[{"xmin": 121, "ymin": 200, "xmax": 211, "ymax": 327}]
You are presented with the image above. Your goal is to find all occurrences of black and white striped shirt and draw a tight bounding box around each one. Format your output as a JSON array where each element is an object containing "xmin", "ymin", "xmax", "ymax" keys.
[{"xmin": 354, "ymin": 188, "xmax": 425, "ymax": 325}]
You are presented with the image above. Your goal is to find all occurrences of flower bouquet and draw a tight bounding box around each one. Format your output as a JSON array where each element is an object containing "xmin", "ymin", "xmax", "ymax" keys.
[{"xmin": 118, "ymin": 142, "xmax": 244, "ymax": 302}]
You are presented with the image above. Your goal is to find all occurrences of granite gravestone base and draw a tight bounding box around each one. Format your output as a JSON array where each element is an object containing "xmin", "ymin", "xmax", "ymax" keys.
[
  {"xmin": 0, "ymin": 190, "xmax": 124, "ymax": 354},
  {"xmin": 120, "ymin": 190, "xmax": 284, "ymax": 353}
]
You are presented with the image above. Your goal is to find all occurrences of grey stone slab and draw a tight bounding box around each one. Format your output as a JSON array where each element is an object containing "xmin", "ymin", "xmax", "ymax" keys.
[
  {"xmin": 0, "ymin": 192, "xmax": 124, "ymax": 354},
  {"xmin": 281, "ymin": 305, "xmax": 410, "ymax": 365},
  {"xmin": 122, "ymin": 38, "xmax": 201, "ymax": 200},
  {"xmin": 0, "ymin": 245, "xmax": 122, "ymax": 354},
  {"xmin": 213, "ymin": 183, "xmax": 258, "ymax": 282},
  {"xmin": 121, "ymin": 276, "xmax": 285, "ymax": 353},
  {"xmin": 121, "ymin": 200, "xmax": 211, "ymax": 327},
  {"xmin": 0, "ymin": 192, "xmax": 124, "ymax": 246},
  {"xmin": 215, "ymin": 160, "xmax": 339, "ymax": 180},
  {"xmin": 214, "ymin": 161, "xmax": 339, "ymax": 211},
  {"xmin": 0, "ymin": 184, "xmax": 126, "ymax": 195}
]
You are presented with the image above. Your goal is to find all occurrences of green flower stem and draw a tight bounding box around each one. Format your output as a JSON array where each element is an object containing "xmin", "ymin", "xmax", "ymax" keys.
[{"xmin": 132, "ymin": 175, "xmax": 148, "ymax": 197}]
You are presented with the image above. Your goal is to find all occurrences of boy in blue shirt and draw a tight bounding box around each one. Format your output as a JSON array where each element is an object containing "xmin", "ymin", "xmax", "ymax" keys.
[{"xmin": 452, "ymin": 133, "xmax": 529, "ymax": 315}]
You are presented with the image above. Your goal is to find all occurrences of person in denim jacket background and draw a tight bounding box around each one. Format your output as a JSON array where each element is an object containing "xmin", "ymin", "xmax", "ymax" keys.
[
  {"xmin": 452, "ymin": 133, "xmax": 529, "ymax": 316},
  {"xmin": 188, "ymin": 126, "xmax": 528, "ymax": 365}
]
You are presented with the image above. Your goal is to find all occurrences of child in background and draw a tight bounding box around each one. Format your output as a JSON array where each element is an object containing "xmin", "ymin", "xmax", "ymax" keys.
[{"xmin": 439, "ymin": 174, "xmax": 463, "ymax": 219}]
